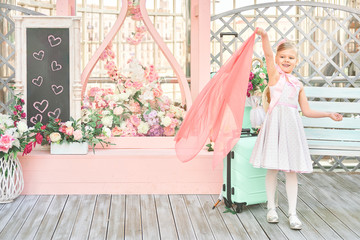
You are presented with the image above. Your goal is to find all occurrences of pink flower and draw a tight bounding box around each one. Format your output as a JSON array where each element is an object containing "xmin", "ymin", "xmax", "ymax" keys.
[
  {"xmin": 113, "ymin": 106, "xmax": 124, "ymax": 115},
  {"xmin": 249, "ymin": 72, "xmax": 255, "ymax": 80},
  {"xmin": 73, "ymin": 130, "xmax": 83, "ymax": 141},
  {"xmin": 35, "ymin": 132, "xmax": 43, "ymax": 145},
  {"xmin": 21, "ymin": 112, "xmax": 26, "ymax": 118},
  {"xmin": 164, "ymin": 126, "xmax": 175, "ymax": 136},
  {"xmin": 0, "ymin": 135, "xmax": 14, "ymax": 153},
  {"xmin": 125, "ymin": 79, "xmax": 134, "ymax": 88},
  {"xmin": 153, "ymin": 85, "xmax": 163, "ymax": 98},
  {"xmin": 88, "ymin": 87, "xmax": 101, "ymax": 97},
  {"xmin": 22, "ymin": 142, "xmax": 33, "ymax": 156},
  {"xmin": 130, "ymin": 115, "xmax": 140, "ymax": 127},
  {"xmin": 107, "ymin": 100, "xmax": 116, "ymax": 109},
  {"xmin": 259, "ymin": 72, "xmax": 266, "ymax": 79},
  {"xmin": 129, "ymin": 102, "xmax": 141, "ymax": 113},
  {"xmin": 65, "ymin": 127, "xmax": 74, "ymax": 136},
  {"xmin": 111, "ymin": 126, "xmax": 122, "ymax": 136}
]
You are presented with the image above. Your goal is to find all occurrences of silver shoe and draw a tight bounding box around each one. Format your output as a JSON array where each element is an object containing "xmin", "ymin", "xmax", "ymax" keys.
[
  {"xmin": 289, "ymin": 214, "xmax": 302, "ymax": 230},
  {"xmin": 267, "ymin": 208, "xmax": 279, "ymax": 223}
]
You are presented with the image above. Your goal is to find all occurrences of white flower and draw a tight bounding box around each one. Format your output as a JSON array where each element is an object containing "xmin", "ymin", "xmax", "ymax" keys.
[
  {"xmin": 259, "ymin": 72, "xmax": 266, "ymax": 79},
  {"xmin": 157, "ymin": 111, "xmax": 165, "ymax": 118},
  {"xmin": 112, "ymin": 94, "xmax": 121, "ymax": 102},
  {"xmin": 17, "ymin": 121, "xmax": 28, "ymax": 134},
  {"xmin": 175, "ymin": 108, "xmax": 184, "ymax": 118},
  {"xmin": 161, "ymin": 116, "xmax": 172, "ymax": 127},
  {"xmin": 5, "ymin": 128, "xmax": 16, "ymax": 136},
  {"xmin": 65, "ymin": 121, "xmax": 73, "ymax": 127},
  {"xmin": 50, "ymin": 132, "xmax": 61, "ymax": 142},
  {"xmin": 142, "ymin": 90, "xmax": 154, "ymax": 101},
  {"xmin": 101, "ymin": 116, "xmax": 113, "ymax": 127},
  {"xmin": 137, "ymin": 121, "xmax": 150, "ymax": 134},
  {"xmin": 85, "ymin": 126, "xmax": 94, "ymax": 133},
  {"xmin": 119, "ymin": 92, "xmax": 130, "ymax": 101},
  {"xmin": 102, "ymin": 110, "xmax": 111, "ymax": 116},
  {"xmin": 13, "ymin": 139, "xmax": 20, "ymax": 148},
  {"xmin": 102, "ymin": 127, "xmax": 111, "ymax": 137},
  {"xmin": 0, "ymin": 114, "xmax": 12, "ymax": 126},
  {"xmin": 82, "ymin": 116, "xmax": 90, "ymax": 124},
  {"xmin": 104, "ymin": 95, "xmax": 112, "ymax": 101}
]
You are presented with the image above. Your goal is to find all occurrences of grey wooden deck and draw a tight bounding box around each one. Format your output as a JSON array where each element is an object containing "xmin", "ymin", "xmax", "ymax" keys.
[{"xmin": 0, "ymin": 173, "xmax": 359, "ymax": 240}]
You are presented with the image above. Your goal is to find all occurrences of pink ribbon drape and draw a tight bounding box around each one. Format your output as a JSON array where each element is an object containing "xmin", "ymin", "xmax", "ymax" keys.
[
  {"xmin": 174, "ymin": 31, "xmax": 257, "ymax": 169},
  {"xmin": 267, "ymin": 65, "xmax": 301, "ymax": 114}
]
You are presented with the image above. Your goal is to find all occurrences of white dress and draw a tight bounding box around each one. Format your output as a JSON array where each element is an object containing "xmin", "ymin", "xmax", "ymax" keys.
[{"xmin": 249, "ymin": 80, "xmax": 313, "ymax": 173}]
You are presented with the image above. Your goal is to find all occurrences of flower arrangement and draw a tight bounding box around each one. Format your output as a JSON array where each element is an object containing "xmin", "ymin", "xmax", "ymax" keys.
[
  {"xmin": 85, "ymin": 44, "xmax": 185, "ymax": 137},
  {"xmin": 33, "ymin": 116, "xmax": 112, "ymax": 152},
  {"xmin": 126, "ymin": 0, "xmax": 147, "ymax": 45},
  {"xmin": 0, "ymin": 96, "xmax": 34, "ymax": 159},
  {"xmin": 247, "ymin": 58, "xmax": 268, "ymax": 97}
]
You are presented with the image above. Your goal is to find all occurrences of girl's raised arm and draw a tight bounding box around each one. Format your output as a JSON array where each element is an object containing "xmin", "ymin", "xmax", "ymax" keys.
[{"xmin": 256, "ymin": 28, "xmax": 279, "ymax": 86}]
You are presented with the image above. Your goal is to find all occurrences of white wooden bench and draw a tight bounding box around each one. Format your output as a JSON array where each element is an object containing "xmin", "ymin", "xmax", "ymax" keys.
[{"xmin": 302, "ymin": 87, "xmax": 360, "ymax": 171}]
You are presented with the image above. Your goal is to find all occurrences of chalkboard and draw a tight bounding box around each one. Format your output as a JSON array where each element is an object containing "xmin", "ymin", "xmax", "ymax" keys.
[{"xmin": 26, "ymin": 28, "xmax": 70, "ymax": 127}]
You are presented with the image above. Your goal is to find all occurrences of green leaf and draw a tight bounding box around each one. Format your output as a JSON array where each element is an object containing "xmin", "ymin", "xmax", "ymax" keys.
[{"xmin": 223, "ymin": 206, "xmax": 237, "ymax": 214}]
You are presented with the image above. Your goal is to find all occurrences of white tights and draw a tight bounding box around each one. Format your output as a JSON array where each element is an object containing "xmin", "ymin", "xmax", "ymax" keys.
[{"xmin": 266, "ymin": 169, "xmax": 298, "ymax": 215}]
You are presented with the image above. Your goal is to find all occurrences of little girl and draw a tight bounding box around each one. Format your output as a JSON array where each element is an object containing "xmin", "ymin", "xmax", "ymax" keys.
[{"xmin": 250, "ymin": 28, "xmax": 343, "ymax": 230}]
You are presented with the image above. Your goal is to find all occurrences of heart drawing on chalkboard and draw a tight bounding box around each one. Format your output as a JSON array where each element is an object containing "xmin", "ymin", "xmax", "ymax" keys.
[
  {"xmin": 32, "ymin": 76, "xmax": 43, "ymax": 87},
  {"xmin": 48, "ymin": 35, "xmax": 62, "ymax": 47},
  {"xmin": 33, "ymin": 50, "xmax": 44, "ymax": 61},
  {"xmin": 51, "ymin": 85, "xmax": 64, "ymax": 95},
  {"xmin": 48, "ymin": 108, "xmax": 61, "ymax": 119},
  {"xmin": 30, "ymin": 114, "xmax": 43, "ymax": 125},
  {"xmin": 51, "ymin": 61, "xmax": 62, "ymax": 71},
  {"xmin": 33, "ymin": 100, "xmax": 49, "ymax": 113}
]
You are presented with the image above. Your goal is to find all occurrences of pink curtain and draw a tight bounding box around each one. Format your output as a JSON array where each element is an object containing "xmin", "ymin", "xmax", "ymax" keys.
[{"xmin": 175, "ymin": 31, "xmax": 256, "ymax": 168}]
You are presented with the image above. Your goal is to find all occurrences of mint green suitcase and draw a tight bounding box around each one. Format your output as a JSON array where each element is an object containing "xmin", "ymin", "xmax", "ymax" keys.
[{"xmin": 222, "ymin": 107, "xmax": 267, "ymax": 213}]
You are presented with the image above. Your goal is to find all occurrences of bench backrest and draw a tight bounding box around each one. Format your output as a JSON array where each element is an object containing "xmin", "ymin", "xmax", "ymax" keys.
[{"xmin": 302, "ymin": 87, "xmax": 360, "ymax": 144}]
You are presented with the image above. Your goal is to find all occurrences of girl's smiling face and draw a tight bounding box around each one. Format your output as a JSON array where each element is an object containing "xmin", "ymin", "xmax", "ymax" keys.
[{"xmin": 275, "ymin": 48, "xmax": 298, "ymax": 74}]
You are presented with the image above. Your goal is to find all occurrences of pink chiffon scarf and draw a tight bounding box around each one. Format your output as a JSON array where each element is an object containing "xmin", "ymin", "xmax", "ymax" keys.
[{"xmin": 175, "ymin": 31, "xmax": 256, "ymax": 169}]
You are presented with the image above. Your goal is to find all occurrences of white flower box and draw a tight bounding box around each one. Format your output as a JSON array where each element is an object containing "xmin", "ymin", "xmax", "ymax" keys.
[{"xmin": 50, "ymin": 142, "xmax": 88, "ymax": 155}]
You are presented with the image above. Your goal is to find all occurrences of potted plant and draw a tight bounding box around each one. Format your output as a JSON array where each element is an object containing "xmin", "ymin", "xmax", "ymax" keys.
[
  {"xmin": 34, "ymin": 116, "xmax": 112, "ymax": 154},
  {"xmin": 0, "ymin": 96, "xmax": 35, "ymax": 203}
]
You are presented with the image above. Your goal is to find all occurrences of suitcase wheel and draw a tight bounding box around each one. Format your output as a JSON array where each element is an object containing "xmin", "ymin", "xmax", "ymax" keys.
[
  {"xmin": 235, "ymin": 203, "xmax": 246, "ymax": 213},
  {"xmin": 224, "ymin": 197, "xmax": 232, "ymax": 208}
]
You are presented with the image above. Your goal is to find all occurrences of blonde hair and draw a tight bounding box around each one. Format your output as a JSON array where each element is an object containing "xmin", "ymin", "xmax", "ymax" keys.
[
  {"xmin": 276, "ymin": 41, "xmax": 297, "ymax": 55},
  {"xmin": 262, "ymin": 86, "xmax": 270, "ymax": 112}
]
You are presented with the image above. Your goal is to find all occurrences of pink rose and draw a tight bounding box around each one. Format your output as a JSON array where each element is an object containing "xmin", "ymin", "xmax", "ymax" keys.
[
  {"xmin": 113, "ymin": 106, "xmax": 124, "ymax": 116},
  {"xmin": 111, "ymin": 126, "xmax": 122, "ymax": 136},
  {"xmin": 125, "ymin": 79, "xmax": 134, "ymax": 88},
  {"xmin": 129, "ymin": 102, "xmax": 141, "ymax": 113},
  {"xmin": 259, "ymin": 72, "xmax": 266, "ymax": 79},
  {"xmin": 163, "ymin": 126, "xmax": 175, "ymax": 136},
  {"xmin": 130, "ymin": 115, "xmax": 140, "ymax": 127},
  {"xmin": 73, "ymin": 130, "xmax": 83, "ymax": 141},
  {"xmin": 0, "ymin": 135, "xmax": 14, "ymax": 153},
  {"xmin": 65, "ymin": 127, "xmax": 74, "ymax": 136},
  {"xmin": 153, "ymin": 87, "xmax": 163, "ymax": 98}
]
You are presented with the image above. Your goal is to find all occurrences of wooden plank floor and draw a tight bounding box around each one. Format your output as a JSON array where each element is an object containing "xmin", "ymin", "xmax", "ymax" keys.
[{"xmin": 0, "ymin": 173, "xmax": 359, "ymax": 240}]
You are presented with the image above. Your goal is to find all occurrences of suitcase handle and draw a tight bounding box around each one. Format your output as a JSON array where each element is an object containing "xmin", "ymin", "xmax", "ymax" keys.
[
  {"xmin": 220, "ymin": 32, "xmax": 238, "ymax": 65},
  {"xmin": 220, "ymin": 32, "xmax": 238, "ymax": 38}
]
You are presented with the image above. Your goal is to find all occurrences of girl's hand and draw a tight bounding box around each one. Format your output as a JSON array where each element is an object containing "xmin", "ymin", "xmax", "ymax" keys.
[
  {"xmin": 256, "ymin": 28, "xmax": 266, "ymax": 36},
  {"xmin": 329, "ymin": 112, "xmax": 343, "ymax": 121}
]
